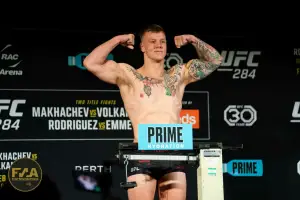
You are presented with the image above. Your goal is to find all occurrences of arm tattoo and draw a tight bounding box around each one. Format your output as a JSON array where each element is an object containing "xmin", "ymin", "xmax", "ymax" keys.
[
  {"xmin": 186, "ymin": 38, "xmax": 223, "ymax": 81},
  {"xmin": 193, "ymin": 39, "xmax": 223, "ymax": 63},
  {"xmin": 163, "ymin": 64, "xmax": 182, "ymax": 96},
  {"xmin": 187, "ymin": 59, "xmax": 219, "ymax": 80}
]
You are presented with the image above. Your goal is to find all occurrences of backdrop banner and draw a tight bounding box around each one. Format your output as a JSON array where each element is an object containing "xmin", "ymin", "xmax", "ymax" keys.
[
  {"xmin": 0, "ymin": 89, "xmax": 208, "ymax": 141},
  {"xmin": 0, "ymin": 28, "xmax": 299, "ymax": 200}
]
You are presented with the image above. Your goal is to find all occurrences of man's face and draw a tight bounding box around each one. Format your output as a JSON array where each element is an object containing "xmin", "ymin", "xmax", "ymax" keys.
[{"xmin": 140, "ymin": 31, "xmax": 167, "ymax": 62}]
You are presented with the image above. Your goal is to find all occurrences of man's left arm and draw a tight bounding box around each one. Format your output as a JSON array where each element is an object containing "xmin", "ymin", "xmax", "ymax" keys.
[{"xmin": 175, "ymin": 35, "xmax": 223, "ymax": 84}]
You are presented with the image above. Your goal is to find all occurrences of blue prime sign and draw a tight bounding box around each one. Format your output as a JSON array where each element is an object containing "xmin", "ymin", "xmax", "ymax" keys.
[
  {"xmin": 138, "ymin": 124, "xmax": 193, "ymax": 150},
  {"xmin": 224, "ymin": 159, "xmax": 263, "ymax": 177}
]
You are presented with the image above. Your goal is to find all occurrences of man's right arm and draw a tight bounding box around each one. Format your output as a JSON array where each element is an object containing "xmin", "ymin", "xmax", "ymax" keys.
[{"xmin": 83, "ymin": 34, "xmax": 134, "ymax": 85}]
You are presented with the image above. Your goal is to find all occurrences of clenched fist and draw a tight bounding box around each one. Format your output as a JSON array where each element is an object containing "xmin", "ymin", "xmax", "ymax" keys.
[
  {"xmin": 174, "ymin": 34, "xmax": 199, "ymax": 48},
  {"xmin": 117, "ymin": 34, "xmax": 135, "ymax": 49}
]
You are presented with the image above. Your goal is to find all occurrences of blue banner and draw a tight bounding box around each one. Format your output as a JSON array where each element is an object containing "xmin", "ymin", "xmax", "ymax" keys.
[
  {"xmin": 137, "ymin": 124, "xmax": 193, "ymax": 150},
  {"xmin": 224, "ymin": 159, "xmax": 263, "ymax": 177}
]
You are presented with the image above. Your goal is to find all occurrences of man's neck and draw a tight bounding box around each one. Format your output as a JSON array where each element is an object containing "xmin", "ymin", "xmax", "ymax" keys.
[{"xmin": 140, "ymin": 59, "xmax": 165, "ymax": 79}]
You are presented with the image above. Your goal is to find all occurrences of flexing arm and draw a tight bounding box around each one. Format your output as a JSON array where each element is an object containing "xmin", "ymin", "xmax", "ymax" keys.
[
  {"xmin": 175, "ymin": 35, "xmax": 223, "ymax": 84},
  {"xmin": 83, "ymin": 34, "xmax": 134, "ymax": 85}
]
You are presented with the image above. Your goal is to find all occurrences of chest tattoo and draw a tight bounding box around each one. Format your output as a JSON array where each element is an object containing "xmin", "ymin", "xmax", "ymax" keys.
[
  {"xmin": 126, "ymin": 65, "xmax": 182, "ymax": 97},
  {"xmin": 164, "ymin": 64, "xmax": 182, "ymax": 96}
]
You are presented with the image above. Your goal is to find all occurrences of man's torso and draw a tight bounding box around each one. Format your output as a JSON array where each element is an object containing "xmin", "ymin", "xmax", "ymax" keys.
[{"xmin": 118, "ymin": 64, "xmax": 186, "ymax": 142}]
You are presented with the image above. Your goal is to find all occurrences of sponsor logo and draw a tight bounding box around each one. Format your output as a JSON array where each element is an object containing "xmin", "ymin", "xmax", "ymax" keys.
[
  {"xmin": 0, "ymin": 44, "xmax": 23, "ymax": 76},
  {"xmin": 68, "ymin": 53, "xmax": 114, "ymax": 70},
  {"xmin": 8, "ymin": 158, "xmax": 42, "ymax": 192},
  {"xmin": 217, "ymin": 50, "xmax": 261, "ymax": 79},
  {"xmin": 223, "ymin": 159, "xmax": 263, "ymax": 177},
  {"xmin": 179, "ymin": 109, "xmax": 199, "ymax": 129},
  {"xmin": 138, "ymin": 124, "xmax": 193, "ymax": 150},
  {"xmin": 224, "ymin": 105, "xmax": 257, "ymax": 127}
]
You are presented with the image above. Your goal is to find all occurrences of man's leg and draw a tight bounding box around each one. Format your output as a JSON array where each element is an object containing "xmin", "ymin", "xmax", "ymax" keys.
[
  {"xmin": 126, "ymin": 159, "xmax": 157, "ymax": 200},
  {"xmin": 127, "ymin": 174, "xmax": 157, "ymax": 200},
  {"xmin": 158, "ymin": 171, "xmax": 187, "ymax": 200}
]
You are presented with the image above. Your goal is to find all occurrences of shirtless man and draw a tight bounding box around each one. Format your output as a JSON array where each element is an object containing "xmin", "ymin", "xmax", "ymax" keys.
[{"xmin": 83, "ymin": 24, "xmax": 223, "ymax": 200}]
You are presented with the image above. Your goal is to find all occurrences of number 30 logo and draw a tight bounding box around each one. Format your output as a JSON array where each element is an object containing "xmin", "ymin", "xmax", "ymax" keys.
[{"xmin": 224, "ymin": 105, "xmax": 257, "ymax": 127}]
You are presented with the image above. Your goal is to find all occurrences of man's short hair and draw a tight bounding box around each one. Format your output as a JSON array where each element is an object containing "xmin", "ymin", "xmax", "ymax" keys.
[{"xmin": 139, "ymin": 24, "xmax": 165, "ymax": 41}]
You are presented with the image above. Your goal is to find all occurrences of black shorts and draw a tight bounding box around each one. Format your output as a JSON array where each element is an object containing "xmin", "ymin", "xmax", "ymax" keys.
[{"xmin": 126, "ymin": 150, "xmax": 187, "ymax": 180}]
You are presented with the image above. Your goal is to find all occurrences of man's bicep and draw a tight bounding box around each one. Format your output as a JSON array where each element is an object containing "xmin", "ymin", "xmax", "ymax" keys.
[
  {"xmin": 184, "ymin": 59, "xmax": 219, "ymax": 84},
  {"xmin": 85, "ymin": 60, "xmax": 123, "ymax": 85}
]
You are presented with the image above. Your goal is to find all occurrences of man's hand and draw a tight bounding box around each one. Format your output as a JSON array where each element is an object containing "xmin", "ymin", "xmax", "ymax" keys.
[
  {"xmin": 118, "ymin": 34, "xmax": 135, "ymax": 49},
  {"xmin": 174, "ymin": 34, "xmax": 198, "ymax": 48}
]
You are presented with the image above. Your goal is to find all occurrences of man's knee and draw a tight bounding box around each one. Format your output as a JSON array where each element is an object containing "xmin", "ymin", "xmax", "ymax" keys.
[
  {"xmin": 127, "ymin": 174, "xmax": 156, "ymax": 200},
  {"xmin": 158, "ymin": 182, "xmax": 186, "ymax": 200},
  {"xmin": 158, "ymin": 172, "xmax": 186, "ymax": 200},
  {"xmin": 159, "ymin": 183, "xmax": 186, "ymax": 200}
]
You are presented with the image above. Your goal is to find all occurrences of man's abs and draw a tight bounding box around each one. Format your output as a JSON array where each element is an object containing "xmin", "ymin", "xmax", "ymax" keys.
[
  {"xmin": 117, "ymin": 64, "xmax": 186, "ymax": 142},
  {"xmin": 120, "ymin": 85, "xmax": 183, "ymax": 142}
]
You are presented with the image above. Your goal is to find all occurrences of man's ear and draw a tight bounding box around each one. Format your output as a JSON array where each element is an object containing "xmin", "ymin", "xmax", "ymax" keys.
[{"xmin": 140, "ymin": 42, "xmax": 145, "ymax": 53}]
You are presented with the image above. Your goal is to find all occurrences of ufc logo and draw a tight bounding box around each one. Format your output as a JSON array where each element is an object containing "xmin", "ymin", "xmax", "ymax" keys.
[
  {"xmin": 291, "ymin": 102, "xmax": 300, "ymax": 123},
  {"xmin": 220, "ymin": 51, "xmax": 261, "ymax": 67},
  {"xmin": 0, "ymin": 99, "xmax": 26, "ymax": 117}
]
